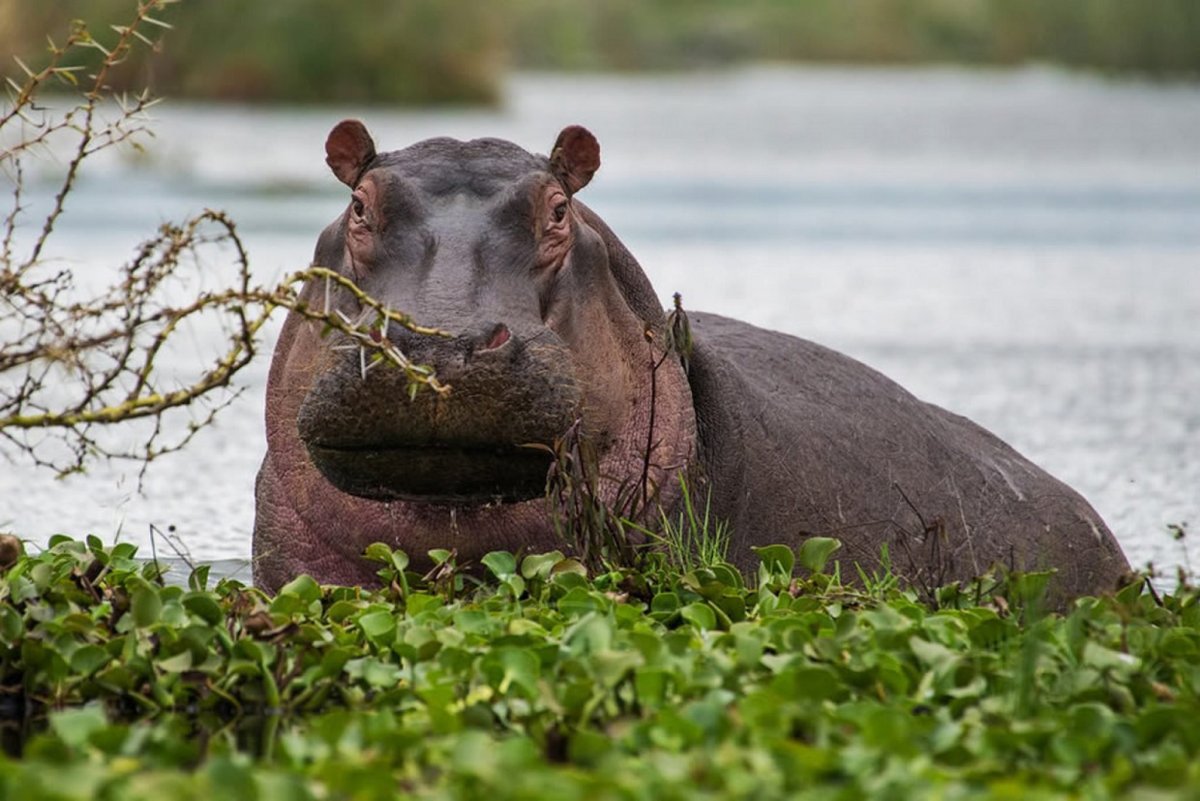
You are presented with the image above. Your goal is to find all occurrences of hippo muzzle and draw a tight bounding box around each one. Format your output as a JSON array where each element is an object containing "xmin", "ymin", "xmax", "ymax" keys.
[
  {"xmin": 296, "ymin": 323, "xmax": 581, "ymax": 504},
  {"xmin": 302, "ymin": 444, "xmax": 553, "ymax": 504}
]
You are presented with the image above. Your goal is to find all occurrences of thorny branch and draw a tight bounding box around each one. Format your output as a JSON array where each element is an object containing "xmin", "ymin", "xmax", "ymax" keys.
[{"xmin": 1, "ymin": 2, "xmax": 448, "ymax": 479}]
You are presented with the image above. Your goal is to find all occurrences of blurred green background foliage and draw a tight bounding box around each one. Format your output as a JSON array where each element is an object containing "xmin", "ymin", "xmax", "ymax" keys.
[{"xmin": 2, "ymin": 0, "xmax": 1198, "ymax": 104}]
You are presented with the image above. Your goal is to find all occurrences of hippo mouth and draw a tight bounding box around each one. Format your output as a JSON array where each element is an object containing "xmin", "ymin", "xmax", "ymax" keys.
[{"xmin": 305, "ymin": 441, "xmax": 554, "ymax": 504}]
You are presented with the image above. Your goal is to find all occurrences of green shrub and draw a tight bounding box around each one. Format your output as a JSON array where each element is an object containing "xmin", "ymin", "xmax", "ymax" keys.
[
  {"xmin": 1, "ymin": 535, "xmax": 1198, "ymax": 798},
  {"xmin": 2, "ymin": 0, "xmax": 1197, "ymax": 107}
]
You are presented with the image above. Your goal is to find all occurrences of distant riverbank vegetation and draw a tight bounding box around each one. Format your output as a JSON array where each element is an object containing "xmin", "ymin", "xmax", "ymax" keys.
[{"xmin": 2, "ymin": 0, "xmax": 1197, "ymax": 105}]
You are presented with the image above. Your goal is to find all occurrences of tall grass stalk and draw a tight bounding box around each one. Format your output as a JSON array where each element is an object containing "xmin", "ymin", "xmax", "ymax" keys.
[{"xmin": 637, "ymin": 475, "xmax": 730, "ymax": 572}]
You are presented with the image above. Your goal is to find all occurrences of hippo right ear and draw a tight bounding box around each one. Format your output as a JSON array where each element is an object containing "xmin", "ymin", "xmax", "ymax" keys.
[
  {"xmin": 550, "ymin": 125, "xmax": 600, "ymax": 196},
  {"xmin": 325, "ymin": 119, "xmax": 376, "ymax": 187}
]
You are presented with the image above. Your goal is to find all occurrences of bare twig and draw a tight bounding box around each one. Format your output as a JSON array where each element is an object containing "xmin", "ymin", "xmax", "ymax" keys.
[{"xmin": 1, "ymin": 4, "xmax": 449, "ymax": 480}]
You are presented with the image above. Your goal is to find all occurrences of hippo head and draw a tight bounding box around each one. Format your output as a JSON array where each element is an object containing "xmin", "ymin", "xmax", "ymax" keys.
[{"xmin": 253, "ymin": 121, "xmax": 697, "ymax": 589}]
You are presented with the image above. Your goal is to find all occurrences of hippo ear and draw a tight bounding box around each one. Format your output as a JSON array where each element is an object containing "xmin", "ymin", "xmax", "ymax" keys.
[
  {"xmin": 550, "ymin": 125, "xmax": 600, "ymax": 196},
  {"xmin": 325, "ymin": 119, "xmax": 376, "ymax": 187}
]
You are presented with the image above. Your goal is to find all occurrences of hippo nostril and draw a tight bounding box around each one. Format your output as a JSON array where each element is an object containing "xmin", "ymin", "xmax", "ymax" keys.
[{"xmin": 481, "ymin": 323, "xmax": 511, "ymax": 352}]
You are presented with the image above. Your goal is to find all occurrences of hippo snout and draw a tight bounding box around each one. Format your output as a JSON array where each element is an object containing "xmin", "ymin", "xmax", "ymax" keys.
[{"xmin": 296, "ymin": 324, "xmax": 581, "ymax": 504}]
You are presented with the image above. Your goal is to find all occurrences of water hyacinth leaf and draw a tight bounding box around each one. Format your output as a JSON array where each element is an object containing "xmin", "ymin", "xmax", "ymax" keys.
[
  {"xmin": 157, "ymin": 649, "xmax": 193, "ymax": 673},
  {"xmin": 206, "ymin": 757, "xmax": 260, "ymax": 799},
  {"xmin": 482, "ymin": 647, "xmax": 540, "ymax": 697},
  {"xmin": 635, "ymin": 666, "xmax": 671, "ymax": 708},
  {"xmin": 550, "ymin": 570, "xmax": 590, "ymax": 593},
  {"xmin": 47, "ymin": 533, "xmax": 74, "ymax": 549},
  {"xmin": 558, "ymin": 586, "xmax": 605, "ymax": 616},
  {"xmin": 110, "ymin": 542, "xmax": 139, "ymax": 561},
  {"xmin": 0, "ymin": 605, "xmax": 22, "ymax": 644},
  {"xmin": 520, "ymin": 550, "xmax": 565, "ymax": 579},
  {"xmin": 317, "ymin": 646, "xmax": 354, "ymax": 678},
  {"xmin": 683, "ymin": 693, "xmax": 735, "ymax": 741},
  {"xmin": 1069, "ymin": 702, "xmax": 1116, "ymax": 743},
  {"xmin": 452, "ymin": 609, "xmax": 491, "ymax": 634},
  {"xmin": 651, "ymin": 592, "xmax": 680, "ymax": 614},
  {"xmin": 1157, "ymin": 628, "xmax": 1200, "ymax": 659},
  {"xmin": 269, "ymin": 592, "xmax": 309, "ymax": 617},
  {"xmin": 568, "ymin": 728, "xmax": 615, "ymax": 766},
  {"xmin": 551, "ymin": 558, "xmax": 588, "ymax": 578},
  {"xmin": 710, "ymin": 562, "xmax": 744, "ymax": 589},
  {"xmin": 777, "ymin": 663, "xmax": 844, "ymax": 701},
  {"xmin": 326, "ymin": 599, "xmax": 362, "ymax": 623},
  {"xmin": 753, "ymin": 544, "xmax": 795, "ymax": 578},
  {"xmin": 681, "ymin": 602, "xmax": 717, "ymax": 631},
  {"xmin": 909, "ymin": 635, "xmax": 958, "ymax": 669},
  {"xmin": 188, "ymin": 564, "xmax": 212, "ymax": 592},
  {"xmin": 389, "ymin": 550, "xmax": 410, "ymax": 573},
  {"xmin": 364, "ymin": 542, "xmax": 394, "ymax": 563},
  {"xmin": 450, "ymin": 730, "xmax": 500, "ymax": 779},
  {"xmin": 397, "ymin": 624, "xmax": 441, "ymax": 663},
  {"xmin": 232, "ymin": 638, "xmax": 267, "ymax": 665},
  {"xmin": 180, "ymin": 625, "xmax": 218, "ymax": 660},
  {"xmin": 68, "ymin": 644, "xmax": 110, "ymax": 675},
  {"xmin": 161, "ymin": 596, "xmax": 190, "ymax": 628},
  {"xmin": 755, "ymin": 587, "xmax": 780, "ymax": 616},
  {"xmin": 862, "ymin": 602, "xmax": 911, "ymax": 634},
  {"xmin": 798, "ymin": 537, "xmax": 842, "ymax": 574},
  {"xmin": 182, "ymin": 592, "xmax": 224, "ymax": 625},
  {"xmin": 1008, "ymin": 570, "xmax": 1054, "ymax": 607},
  {"xmin": 728, "ymin": 627, "xmax": 764, "ymax": 666},
  {"xmin": 130, "ymin": 585, "xmax": 163, "ymax": 627},
  {"xmin": 278, "ymin": 573, "xmax": 321, "ymax": 604},
  {"xmin": 501, "ymin": 574, "xmax": 526, "ymax": 598},
  {"xmin": 857, "ymin": 705, "xmax": 920, "ymax": 755},
  {"xmin": 565, "ymin": 613, "xmax": 614, "ymax": 654},
  {"xmin": 711, "ymin": 591, "xmax": 747, "ymax": 624},
  {"xmin": 1083, "ymin": 641, "xmax": 1141, "ymax": 674},
  {"xmin": 60, "ymin": 612, "xmax": 97, "ymax": 636},
  {"xmin": 590, "ymin": 649, "xmax": 643, "ymax": 687},
  {"xmin": 49, "ymin": 705, "xmax": 109, "ymax": 750},
  {"xmin": 356, "ymin": 610, "xmax": 397, "ymax": 645},
  {"xmin": 344, "ymin": 657, "xmax": 403, "ymax": 689},
  {"xmin": 404, "ymin": 592, "xmax": 443, "ymax": 617},
  {"xmin": 481, "ymin": 551, "xmax": 517, "ymax": 579}
]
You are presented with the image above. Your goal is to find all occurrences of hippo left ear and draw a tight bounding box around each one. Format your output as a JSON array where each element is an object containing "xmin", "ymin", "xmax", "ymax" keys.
[
  {"xmin": 325, "ymin": 119, "xmax": 377, "ymax": 187},
  {"xmin": 550, "ymin": 125, "xmax": 600, "ymax": 196}
]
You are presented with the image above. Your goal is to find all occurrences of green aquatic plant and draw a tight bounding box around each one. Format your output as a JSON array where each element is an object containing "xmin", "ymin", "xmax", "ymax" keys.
[
  {"xmin": 1, "ymin": 535, "xmax": 1198, "ymax": 799},
  {"xmin": 640, "ymin": 475, "xmax": 731, "ymax": 574}
]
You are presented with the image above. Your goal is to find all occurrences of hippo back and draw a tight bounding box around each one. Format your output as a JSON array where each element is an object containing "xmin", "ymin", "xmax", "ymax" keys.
[{"xmin": 686, "ymin": 312, "xmax": 1129, "ymax": 599}]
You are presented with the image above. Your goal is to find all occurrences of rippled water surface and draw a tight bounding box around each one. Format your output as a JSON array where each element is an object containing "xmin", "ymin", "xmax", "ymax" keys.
[{"xmin": 5, "ymin": 68, "xmax": 1199, "ymax": 579}]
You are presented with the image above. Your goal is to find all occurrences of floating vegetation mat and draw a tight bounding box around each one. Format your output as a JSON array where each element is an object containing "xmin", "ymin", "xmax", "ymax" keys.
[{"xmin": 1, "ymin": 535, "xmax": 1198, "ymax": 799}]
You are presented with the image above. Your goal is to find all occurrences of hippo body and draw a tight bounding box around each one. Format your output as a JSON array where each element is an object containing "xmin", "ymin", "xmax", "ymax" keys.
[
  {"xmin": 253, "ymin": 122, "xmax": 1129, "ymax": 599},
  {"xmin": 685, "ymin": 313, "xmax": 1127, "ymax": 596}
]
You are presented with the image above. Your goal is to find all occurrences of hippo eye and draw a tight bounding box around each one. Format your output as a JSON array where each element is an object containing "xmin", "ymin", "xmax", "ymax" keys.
[
  {"xmin": 351, "ymin": 197, "xmax": 365, "ymax": 218},
  {"xmin": 552, "ymin": 201, "xmax": 568, "ymax": 224}
]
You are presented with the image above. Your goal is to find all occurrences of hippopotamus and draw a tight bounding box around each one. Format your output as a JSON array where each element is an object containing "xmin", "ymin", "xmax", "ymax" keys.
[{"xmin": 252, "ymin": 120, "xmax": 1130, "ymax": 600}]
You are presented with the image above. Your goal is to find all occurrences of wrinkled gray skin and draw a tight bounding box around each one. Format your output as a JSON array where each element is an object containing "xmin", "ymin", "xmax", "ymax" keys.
[{"xmin": 253, "ymin": 121, "xmax": 1130, "ymax": 601}]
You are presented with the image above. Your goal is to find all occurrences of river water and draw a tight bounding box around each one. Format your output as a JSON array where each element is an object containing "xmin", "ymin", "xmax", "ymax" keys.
[{"xmin": 4, "ymin": 67, "xmax": 1199, "ymax": 583}]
